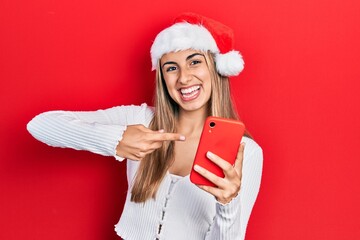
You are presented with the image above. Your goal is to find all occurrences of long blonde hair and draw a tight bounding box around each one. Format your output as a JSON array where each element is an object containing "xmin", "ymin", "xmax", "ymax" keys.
[{"xmin": 131, "ymin": 51, "xmax": 245, "ymax": 203}]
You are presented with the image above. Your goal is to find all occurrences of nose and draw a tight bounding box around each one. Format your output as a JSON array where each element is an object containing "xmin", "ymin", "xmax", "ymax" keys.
[{"xmin": 178, "ymin": 67, "xmax": 192, "ymax": 85}]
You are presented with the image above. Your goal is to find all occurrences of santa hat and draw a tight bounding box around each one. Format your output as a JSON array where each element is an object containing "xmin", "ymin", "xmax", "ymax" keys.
[{"xmin": 150, "ymin": 12, "xmax": 244, "ymax": 77}]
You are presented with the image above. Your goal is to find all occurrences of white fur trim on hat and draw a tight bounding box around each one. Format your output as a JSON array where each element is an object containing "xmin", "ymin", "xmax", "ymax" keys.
[
  {"xmin": 151, "ymin": 22, "xmax": 219, "ymax": 70},
  {"xmin": 215, "ymin": 51, "xmax": 244, "ymax": 76},
  {"xmin": 150, "ymin": 22, "xmax": 245, "ymax": 76}
]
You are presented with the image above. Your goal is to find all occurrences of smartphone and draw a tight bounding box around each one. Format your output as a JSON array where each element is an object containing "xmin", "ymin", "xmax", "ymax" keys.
[{"xmin": 190, "ymin": 116, "xmax": 245, "ymax": 186}]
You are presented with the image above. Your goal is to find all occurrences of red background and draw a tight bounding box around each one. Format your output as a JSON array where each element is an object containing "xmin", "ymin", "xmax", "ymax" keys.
[{"xmin": 1, "ymin": 0, "xmax": 360, "ymax": 239}]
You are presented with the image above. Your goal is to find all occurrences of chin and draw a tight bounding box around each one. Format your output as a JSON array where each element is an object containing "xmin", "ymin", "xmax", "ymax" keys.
[{"xmin": 179, "ymin": 101, "xmax": 208, "ymax": 113}]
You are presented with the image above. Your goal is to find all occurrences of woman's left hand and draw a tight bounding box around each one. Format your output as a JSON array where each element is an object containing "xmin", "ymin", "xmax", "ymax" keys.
[{"xmin": 194, "ymin": 143, "xmax": 245, "ymax": 204}]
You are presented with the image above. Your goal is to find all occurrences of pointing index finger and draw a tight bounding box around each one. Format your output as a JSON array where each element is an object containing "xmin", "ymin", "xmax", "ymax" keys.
[{"xmin": 150, "ymin": 132, "xmax": 186, "ymax": 142}]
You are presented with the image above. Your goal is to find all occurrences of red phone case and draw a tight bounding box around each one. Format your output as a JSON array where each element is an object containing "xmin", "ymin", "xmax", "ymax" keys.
[{"xmin": 190, "ymin": 116, "xmax": 245, "ymax": 186}]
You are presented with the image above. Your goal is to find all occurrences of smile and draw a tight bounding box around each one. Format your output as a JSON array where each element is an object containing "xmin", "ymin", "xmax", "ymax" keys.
[{"xmin": 179, "ymin": 85, "xmax": 201, "ymax": 101}]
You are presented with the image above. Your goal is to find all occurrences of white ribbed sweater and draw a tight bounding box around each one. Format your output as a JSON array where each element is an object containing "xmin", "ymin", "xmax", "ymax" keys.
[{"xmin": 27, "ymin": 103, "xmax": 263, "ymax": 240}]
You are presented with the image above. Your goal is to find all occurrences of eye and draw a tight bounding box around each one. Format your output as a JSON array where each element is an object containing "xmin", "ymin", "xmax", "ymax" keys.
[
  {"xmin": 166, "ymin": 66, "xmax": 177, "ymax": 72},
  {"xmin": 190, "ymin": 60, "xmax": 201, "ymax": 65}
]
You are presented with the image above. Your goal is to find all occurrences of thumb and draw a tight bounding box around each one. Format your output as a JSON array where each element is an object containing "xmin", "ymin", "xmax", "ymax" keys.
[{"xmin": 234, "ymin": 142, "xmax": 245, "ymax": 175}]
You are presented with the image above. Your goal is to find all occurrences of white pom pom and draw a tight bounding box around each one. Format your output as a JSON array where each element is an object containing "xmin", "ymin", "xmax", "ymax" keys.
[{"xmin": 215, "ymin": 51, "xmax": 244, "ymax": 76}]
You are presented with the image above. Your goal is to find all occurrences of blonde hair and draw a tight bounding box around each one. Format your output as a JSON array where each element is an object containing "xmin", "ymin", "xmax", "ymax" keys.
[{"xmin": 131, "ymin": 51, "xmax": 246, "ymax": 203}]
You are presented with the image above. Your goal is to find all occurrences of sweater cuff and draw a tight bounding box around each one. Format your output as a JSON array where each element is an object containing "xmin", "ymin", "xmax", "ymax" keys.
[
  {"xmin": 107, "ymin": 125, "xmax": 127, "ymax": 162},
  {"xmin": 74, "ymin": 123, "xmax": 127, "ymax": 162},
  {"xmin": 216, "ymin": 192, "xmax": 241, "ymax": 218}
]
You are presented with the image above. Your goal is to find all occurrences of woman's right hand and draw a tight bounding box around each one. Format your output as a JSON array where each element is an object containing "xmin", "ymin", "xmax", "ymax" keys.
[{"xmin": 116, "ymin": 124, "xmax": 185, "ymax": 161}]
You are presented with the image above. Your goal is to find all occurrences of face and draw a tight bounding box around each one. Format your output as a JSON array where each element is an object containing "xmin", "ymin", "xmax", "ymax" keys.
[{"xmin": 160, "ymin": 49, "xmax": 212, "ymax": 113}]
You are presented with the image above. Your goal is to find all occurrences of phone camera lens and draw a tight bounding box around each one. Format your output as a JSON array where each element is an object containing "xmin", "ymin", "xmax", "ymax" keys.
[{"xmin": 209, "ymin": 122, "xmax": 216, "ymax": 128}]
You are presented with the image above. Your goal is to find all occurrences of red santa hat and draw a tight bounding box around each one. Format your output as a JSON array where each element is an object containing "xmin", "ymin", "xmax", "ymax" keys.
[{"xmin": 150, "ymin": 12, "xmax": 244, "ymax": 77}]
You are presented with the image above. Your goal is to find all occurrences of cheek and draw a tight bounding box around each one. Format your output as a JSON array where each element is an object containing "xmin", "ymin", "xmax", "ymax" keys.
[
  {"xmin": 163, "ymin": 75, "xmax": 172, "ymax": 87},
  {"xmin": 199, "ymin": 69, "xmax": 212, "ymax": 89},
  {"xmin": 163, "ymin": 77, "xmax": 178, "ymax": 95}
]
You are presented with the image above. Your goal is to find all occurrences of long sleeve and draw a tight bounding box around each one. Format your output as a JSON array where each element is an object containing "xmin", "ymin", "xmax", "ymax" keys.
[
  {"xmin": 27, "ymin": 103, "xmax": 154, "ymax": 161},
  {"xmin": 205, "ymin": 137, "xmax": 263, "ymax": 240}
]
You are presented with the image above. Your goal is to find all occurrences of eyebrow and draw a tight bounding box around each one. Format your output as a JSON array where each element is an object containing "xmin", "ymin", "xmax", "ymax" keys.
[
  {"xmin": 186, "ymin": 52, "xmax": 205, "ymax": 60},
  {"xmin": 162, "ymin": 53, "xmax": 205, "ymax": 68}
]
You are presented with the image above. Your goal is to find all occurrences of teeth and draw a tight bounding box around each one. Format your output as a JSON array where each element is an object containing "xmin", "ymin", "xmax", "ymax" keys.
[
  {"xmin": 180, "ymin": 86, "xmax": 200, "ymax": 94},
  {"xmin": 182, "ymin": 90, "xmax": 198, "ymax": 99}
]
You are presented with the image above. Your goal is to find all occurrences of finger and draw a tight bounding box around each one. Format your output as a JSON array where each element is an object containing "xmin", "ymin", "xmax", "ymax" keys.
[
  {"xmin": 149, "ymin": 132, "xmax": 186, "ymax": 142},
  {"xmin": 198, "ymin": 184, "xmax": 239, "ymax": 204},
  {"xmin": 136, "ymin": 124, "xmax": 155, "ymax": 133},
  {"xmin": 130, "ymin": 148, "xmax": 156, "ymax": 160},
  {"xmin": 193, "ymin": 164, "xmax": 227, "ymax": 189},
  {"xmin": 126, "ymin": 153, "xmax": 142, "ymax": 161},
  {"xmin": 134, "ymin": 151, "xmax": 147, "ymax": 159},
  {"xmin": 126, "ymin": 140, "xmax": 162, "ymax": 156},
  {"xmin": 197, "ymin": 185, "xmax": 239, "ymax": 204},
  {"xmin": 206, "ymin": 151, "xmax": 238, "ymax": 179},
  {"xmin": 196, "ymin": 184, "xmax": 224, "ymax": 199},
  {"xmin": 234, "ymin": 142, "xmax": 245, "ymax": 175},
  {"xmin": 145, "ymin": 127, "xmax": 166, "ymax": 134},
  {"xmin": 147, "ymin": 141, "xmax": 163, "ymax": 151}
]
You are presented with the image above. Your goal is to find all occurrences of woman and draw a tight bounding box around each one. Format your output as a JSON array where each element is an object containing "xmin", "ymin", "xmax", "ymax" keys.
[{"xmin": 27, "ymin": 13, "xmax": 263, "ymax": 240}]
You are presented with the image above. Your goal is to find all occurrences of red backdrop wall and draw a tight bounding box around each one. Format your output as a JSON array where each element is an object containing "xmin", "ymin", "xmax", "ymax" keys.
[{"xmin": 1, "ymin": 0, "xmax": 359, "ymax": 239}]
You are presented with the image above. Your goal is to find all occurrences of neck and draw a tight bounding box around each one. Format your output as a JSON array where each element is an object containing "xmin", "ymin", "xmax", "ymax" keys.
[{"xmin": 177, "ymin": 107, "xmax": 208, "ymax": 138}]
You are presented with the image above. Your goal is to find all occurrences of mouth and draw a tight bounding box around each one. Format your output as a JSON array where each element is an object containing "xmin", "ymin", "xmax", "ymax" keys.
[{"xmin": 179, "ymin": 85, "xmax": 201, "ymax": 101}]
